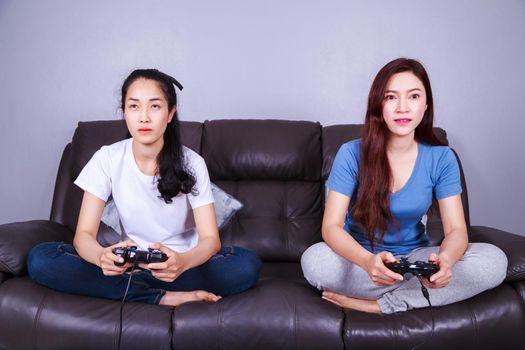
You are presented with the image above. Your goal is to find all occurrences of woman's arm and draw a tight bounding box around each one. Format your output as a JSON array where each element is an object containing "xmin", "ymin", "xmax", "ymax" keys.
[
  {"xmin": 73, "ymin": 191, "xmax": 133, "ymax": 274},
  {"xmin": 427, "ymin": 194, "xmax": 468, "ymax": 287},
  {"xmin": 181, "ymin": 203, "xmax": 221, "ymax": 268},
  {"xmin": 146, "ymin": 203, "xmax": 221, "ymax": 282},
  {"xmin": 73, "ymin": 192, "xmax": 106, "ymax": 264},
  {"xmin": 323, "ymin": 190, "xmax": 402, "ymax": 285}
]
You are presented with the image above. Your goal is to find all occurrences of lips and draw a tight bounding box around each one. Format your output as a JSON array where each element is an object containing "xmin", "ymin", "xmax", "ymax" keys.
[
  {"xmin": 138, "ymin": 128, "xmax": 152, "ymax": 132},
  {"xmin": 394, "ymin": 118, "xmax": 412, "ymax": 124}
]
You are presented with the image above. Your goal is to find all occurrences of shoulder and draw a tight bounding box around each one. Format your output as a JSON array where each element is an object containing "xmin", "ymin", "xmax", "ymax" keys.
[
  {"xmin": 420, "ymin": 143, "xmax": 459, "ymax": 180},
  {"xmin": 330, "ymin": 139, "xmax": 361, "ymax": 175},
  {"xmin": 95, "ymin": 138, "xmax": 131, "ymax": 160},
  {"xmin": 341, "ymin": 139, "xmax": 361, "ymax": 153},
  {"xmin": 326, "ymin": 139, "xmax": 361, "ymax": 195},
  {"xmin": 336, "ymin": 139, "xmax": 361, "ymax": 161},
  {"xmin": 182, "ymin": 146, "xmax": 205, "ymax": 164},
  {"xmin": 182, "ymin": 146, "xmax": 207, "ymax": 173},
  {"xmin": 420, "ymin": 143, "xmax": 455, "ymax": 162},
  {"xmin": 422, "ymin": 143, "xmax": 451, "ymax": 155},
  {"xmin": 83, "ymin": 139, "xmax": 130, "ymax": 173}
]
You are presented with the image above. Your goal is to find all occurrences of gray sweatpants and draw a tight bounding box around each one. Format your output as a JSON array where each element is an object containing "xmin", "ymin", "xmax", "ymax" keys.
[{"xmin": 301, "ymin": 242, "xmax": 507, "ymax": 313}]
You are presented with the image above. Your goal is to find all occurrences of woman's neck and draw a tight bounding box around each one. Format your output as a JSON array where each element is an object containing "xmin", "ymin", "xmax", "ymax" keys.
[
  {"xmin": 132, "ymin": 139, "xmax": 163, "ymax": 176},
  {"xmin": 387, "ymin": 134, "xmax": 417, "ymax": 155}
]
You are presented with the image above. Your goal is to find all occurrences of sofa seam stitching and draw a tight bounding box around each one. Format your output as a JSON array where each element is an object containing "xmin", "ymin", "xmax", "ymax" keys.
[
  {"xmin": 284, "ymin": 181, "xmax": 290, "ymax": 254},
  {"xmin": 171, "ymin": 306, "xmax": 176, "ymax": 350},
  {"xmin": 293, "ymin": 295, "xmax": 298, "ymax": 350},
  {"xmin": 219, "ymin": 300, "xmax": 224, "ymax": 350},
  {"xmin": 32, "ymin": 289, "xmax": 48, "ymax": 350},
  {"xmin": 468, "ymin": 305, "xmax": 478, "ymax": 348}
]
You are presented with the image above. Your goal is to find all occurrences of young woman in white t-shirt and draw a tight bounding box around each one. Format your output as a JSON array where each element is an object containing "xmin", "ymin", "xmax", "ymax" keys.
[{"xmin": 28, "ymin": 69, "xmax": 261, "ymax": 306}]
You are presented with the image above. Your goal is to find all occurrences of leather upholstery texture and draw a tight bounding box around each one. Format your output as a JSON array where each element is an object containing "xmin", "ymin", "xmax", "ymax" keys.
[
  {"xmin": 0, "ymin": 119, "xmax": 524, "ymax": 349},
  {"xmin": 0, "ymin": 272, "xmax": 11, "ymax": 285}
]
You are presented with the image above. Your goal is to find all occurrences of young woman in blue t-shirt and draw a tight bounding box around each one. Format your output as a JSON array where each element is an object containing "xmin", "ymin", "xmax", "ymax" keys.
[{"xmin": 301, "ymin": 58, "xmax": 507, "ymax": 314}]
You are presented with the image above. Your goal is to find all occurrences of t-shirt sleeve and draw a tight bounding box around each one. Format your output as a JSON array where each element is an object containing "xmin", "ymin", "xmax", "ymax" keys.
[
  {"xmin": 187, "ymin": 155, "xmax": 215, "ymax": 209},
  {"xmin": 325, "ymin": 142, "xmax": 359, "ymax": 197},
  {"xmin": 74, "ymin": 147, "xmax": 112, "ymax": 202},
  {"xmin": 434, "ymin": 148, "xmax": 462, "ymax": 200}
]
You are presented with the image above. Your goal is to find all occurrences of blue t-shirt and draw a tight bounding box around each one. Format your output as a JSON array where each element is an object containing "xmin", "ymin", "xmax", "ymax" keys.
[{"xmin": 326, "ymin": 139, "xmax": 462, "ymax": 256}]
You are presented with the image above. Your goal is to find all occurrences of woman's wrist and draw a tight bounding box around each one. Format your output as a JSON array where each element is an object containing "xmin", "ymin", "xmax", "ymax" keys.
[
  {"xmin": 96, "ymin": 246, "xmax": 107, "ymax": 267},
  {"xmin": 356, "ymin": 250, "xmax": 375, "ymax": 270}
]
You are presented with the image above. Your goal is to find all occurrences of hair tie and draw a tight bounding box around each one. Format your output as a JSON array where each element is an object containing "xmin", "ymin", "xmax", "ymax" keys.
[{"xmin": 162, "ymin": 72, "xmax": 183, "ymax": 91}]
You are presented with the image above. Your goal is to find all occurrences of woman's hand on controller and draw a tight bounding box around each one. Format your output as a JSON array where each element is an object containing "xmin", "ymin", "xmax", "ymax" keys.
[
  {"xmin": 142, "ymin": 243, "xmax": 186, "ymax": 282},
  {"xmin": 99, "ymin": 240, "xmax": 135, "ymax": 276},
  {"xmin": 364, "ymin": 251, "xmax": 404, "ymax": 286},
  {"xmin": 424, "ymin": 253, "xmax": 452, "ymax": 288}
]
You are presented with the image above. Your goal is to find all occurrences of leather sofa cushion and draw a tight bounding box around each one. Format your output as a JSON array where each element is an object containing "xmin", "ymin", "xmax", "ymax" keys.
[
  {"xmin": 202, "ymin": 119, "xmax": 322, "ymax": 181},
  {"xmin": 259, "ymin": 262, "xmax": 304, "ymax": 281},
  {"xmin": 172, "ymin": 278, "xmax": 344, "ymax": 350},
  {"xmin": 0, "ymin": 277, "xmax": 173, "ymax": 350},
  {"xmin": 343, "ymin": 283, "xmax": 525, "ymax": 350},
  {"xmin": 215, "ymin": 180, "xmax": 322, "ymax": 261}
]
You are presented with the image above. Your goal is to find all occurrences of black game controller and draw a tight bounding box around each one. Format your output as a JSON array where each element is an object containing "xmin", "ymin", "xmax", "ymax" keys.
[
  {"xmin": 112, "ymin": 246, "xmax": 168, "ymax": 266},
  {"xmin": 385, "ymin": 258, "xmax": 439, "ymax": 279}
]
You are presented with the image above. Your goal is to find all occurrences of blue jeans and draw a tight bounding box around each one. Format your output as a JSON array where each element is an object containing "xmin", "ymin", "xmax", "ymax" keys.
[{"xmin": 28, "ymin": 242, "xmax": 262, "ymax": 305}]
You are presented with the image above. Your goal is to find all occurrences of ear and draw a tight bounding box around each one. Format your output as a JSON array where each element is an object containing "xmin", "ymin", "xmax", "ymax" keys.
[{"xmin": 168, "ymin": 107, "xmax": 177, "ymax": 123}]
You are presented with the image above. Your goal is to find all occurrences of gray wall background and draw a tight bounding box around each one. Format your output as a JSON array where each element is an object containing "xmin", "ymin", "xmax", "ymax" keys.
[{"xmin": 0, "ymin": 0, "xmax": 524, "ymax": 235}]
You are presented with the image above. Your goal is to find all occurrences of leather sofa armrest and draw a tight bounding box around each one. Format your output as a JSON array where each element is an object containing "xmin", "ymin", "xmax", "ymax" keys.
[
  {"xmin": 469, "ymin": 225, "xmax": 525, "ymax": 282},
  {"xmin": 0, "ymin": 220, "xmax": 73, "ymax": 276}
]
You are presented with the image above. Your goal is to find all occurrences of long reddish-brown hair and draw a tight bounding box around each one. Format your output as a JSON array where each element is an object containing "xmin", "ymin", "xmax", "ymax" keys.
[{"xmin": 352, "ymin": 58, "xmax": 445, "ymax": 251}]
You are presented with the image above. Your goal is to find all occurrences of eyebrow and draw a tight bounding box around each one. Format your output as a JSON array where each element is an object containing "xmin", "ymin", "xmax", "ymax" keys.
[
  {"xmin": 385, "ymin": 88, "xmax": 423, "ymax": 94},
  {"xmin": 126, "ymin": 97, "xmax": 164, "ymax": 102}
]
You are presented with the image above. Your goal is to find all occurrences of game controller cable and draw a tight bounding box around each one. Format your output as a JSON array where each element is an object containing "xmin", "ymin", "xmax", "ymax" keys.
[
  {"xmin": 117, "ymin": 261, "xmax": 138, "ymax": 350},
  {"xmin": 411, "ymin": 274, "xmax": 435, "ymax": 350},
  {"xmin": 112, "ymin": 246, "xmax": 168, "ymax": 349},
  {"xmin": 381, "ymin": 258, "xmax": 439, "ymax": 349}
]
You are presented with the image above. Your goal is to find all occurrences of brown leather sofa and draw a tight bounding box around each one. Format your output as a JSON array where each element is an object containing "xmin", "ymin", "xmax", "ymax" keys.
[{"xmin": 1, "ymin": 119, "xmax": 524, "ymax": 350}]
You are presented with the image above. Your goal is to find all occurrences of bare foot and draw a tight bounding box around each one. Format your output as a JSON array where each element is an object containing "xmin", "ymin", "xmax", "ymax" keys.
[
  {"xmin": 159, "ymin": 290, "xmax": 222, "ymax": 307},
  {"xmin": 322, "ymin": 291, "xmax": 381, "ymax": 314}
]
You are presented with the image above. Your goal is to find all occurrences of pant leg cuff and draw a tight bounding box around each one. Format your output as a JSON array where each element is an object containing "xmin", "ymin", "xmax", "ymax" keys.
[
  {"xmin": 153, "ymin": 290, "xmax": 166, "ymax": 305},
  {"xmin": 377, "ymin": 293, "xmax": 408, "ymax": 314},
  {"xmin": 377, "ymin": 297, "xmax": 395, "ymax": 314}
]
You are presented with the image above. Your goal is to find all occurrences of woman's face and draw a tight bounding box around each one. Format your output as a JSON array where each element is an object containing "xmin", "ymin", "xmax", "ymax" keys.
[
  {"xmin": 123, "ymin": 78, "xmax": 175, "ymax": 147},
  {"xmin": 382, "ymin": 71, "xmax": 427, "ymax": 139}
]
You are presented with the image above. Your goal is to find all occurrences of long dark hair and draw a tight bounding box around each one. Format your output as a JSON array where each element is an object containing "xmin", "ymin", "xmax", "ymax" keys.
[
  {"xmin": 352, "ymin": 58, "xmax": 445, "ymax": 251},
  {"xmin": 121, "ymin": 69, "xmax": 196, "ymax": 204}
]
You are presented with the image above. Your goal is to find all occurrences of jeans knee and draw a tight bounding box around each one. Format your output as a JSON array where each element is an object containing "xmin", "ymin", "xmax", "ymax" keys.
[
  {"xmin": 231, "ymin": 246, "xmax": 262, "ymax": 289},
  {"xmin": 27, "ymin": 242, "xmax": 60, "ymax": 281},
  {"xmin": 243, "ymin": 247, "xmax": 262, "ymax": 285}
]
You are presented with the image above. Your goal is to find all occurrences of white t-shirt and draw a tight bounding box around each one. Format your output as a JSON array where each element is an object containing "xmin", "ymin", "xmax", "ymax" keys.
[{"xmin": 74, "ymin": 138, "xmax": 214, "ymax": 252}]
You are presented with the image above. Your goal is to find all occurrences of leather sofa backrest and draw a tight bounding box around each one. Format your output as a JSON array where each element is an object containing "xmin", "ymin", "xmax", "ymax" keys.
[{"xmin": 202, "ymin": 120, "xmax": 323, "ymax": 262}]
